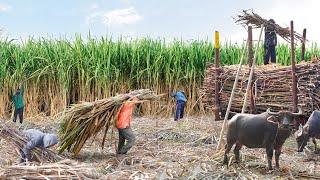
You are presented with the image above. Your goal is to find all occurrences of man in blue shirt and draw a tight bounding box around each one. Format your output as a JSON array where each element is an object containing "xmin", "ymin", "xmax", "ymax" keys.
[
  {"xmin": 171, "ymin": 91, "xmax": 187, "ymax": 121},
  {"xmin": 19, "ymin": 129, "xmax": 58, "ymax": 164}
]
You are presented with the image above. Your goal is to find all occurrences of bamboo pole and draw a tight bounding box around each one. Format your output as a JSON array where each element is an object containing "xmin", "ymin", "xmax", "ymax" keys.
[
  {"xmin": 216, "ymin": 38, "xmax": 249, "ymax": 151},
  {"xmin": 242, "ymin": 25, "xmax": 264, "ymax": 113}
]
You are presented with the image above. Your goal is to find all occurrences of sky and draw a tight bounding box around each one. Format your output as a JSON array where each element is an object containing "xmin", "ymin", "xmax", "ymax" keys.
[{"xmin": 0, "ymin": 0, "xmax": 319, "ymax": 46}]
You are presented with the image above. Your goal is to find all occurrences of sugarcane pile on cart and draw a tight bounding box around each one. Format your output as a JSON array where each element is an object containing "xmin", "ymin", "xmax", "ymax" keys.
[{"xmin": 201, "ymin": 61, "xmax": 320, "ymax": 117}]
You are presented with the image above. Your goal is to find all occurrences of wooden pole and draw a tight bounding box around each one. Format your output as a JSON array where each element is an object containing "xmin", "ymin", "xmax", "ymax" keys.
[
  {"xmin": 216, "ymin": 38, "xmax": 249, "ymax": 151},
  {"xmin": 242, "ymin": 25, "xmax": 264, "ymax": 113},
  {"xmin": 290, "ymin": 21, "xmax": 298, "ymax": 128},
  {"xmin": 248, "ymin": 26, "xmax": 253, "ymax": 67},
  {"xmin": 214, "ymin": 31, "xmax": 220, "ymax": 120},
  {"xmin": 290, "ymin": 21, "xmax": 298, "ymax": 113},
  {"xmin": 248, "ymin": 26, "xmax": 255, "ymax": 114},
  {"xmin": 301, "ymin": 29, "xmax": 307, "ymax": 61}
]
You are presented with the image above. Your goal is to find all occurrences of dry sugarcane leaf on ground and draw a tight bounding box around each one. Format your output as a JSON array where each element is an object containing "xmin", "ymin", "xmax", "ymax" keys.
[
  {"xmin": 3, "ymin": 116, "xmax": 320, "ymax": 179},
  {"xmin": 0, "ymin": 119, "xmax": 61, "ymax": 163},
  {"xmin": 58, "ymin": 89, "xmax": 163, "ymax": 156},
  {"xmin": 0, "ymin": 159, "xmax": 102, "ymax": 179}
]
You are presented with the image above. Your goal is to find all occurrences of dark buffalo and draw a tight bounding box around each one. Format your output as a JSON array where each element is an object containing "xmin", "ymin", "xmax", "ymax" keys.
[
  {"xmin": 295, "ymin": 110, "xmax": 320, "ymax": 152},
  {"xmin": 223, "ymin": 108, "xmax": 302, "ymax": 170}
]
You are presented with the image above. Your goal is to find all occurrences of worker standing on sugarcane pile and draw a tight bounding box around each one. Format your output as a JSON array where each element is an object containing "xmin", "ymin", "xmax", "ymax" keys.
[
  {"xmin": 116, "ymin": 95, "xmax": 139, "ymax": 154},
  {"xmin": 19, "ymin": 129, "xmax": 58, "ymax": 164},
  {"xmin": 171, "ymin": 91, "xmax": 187, "ymax": 121},
  {"xmin": 12, "ymin": 80, "xmax": 25, "ymax": 124},
  {"xmin": 264, "ymin": 19, "xmax": 277, "ymax": 65}
]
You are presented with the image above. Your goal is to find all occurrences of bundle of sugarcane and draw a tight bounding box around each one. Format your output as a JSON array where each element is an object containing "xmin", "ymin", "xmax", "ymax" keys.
[
  {"xmin": 58, "ymin": 89, "xmax": 163, "ymax": 155},
  {"xmin": 234, "ymin": 9, "xmax": 304, "ymax": 42},
  {"xmin": 0, "ymin": 120, "xmax": 60, "ymax": 163},
  {"xmin": 0, "ymin": 159, "xmax": 101, "ymax": 179},
  {"xmin": 201, "ymin": 62, "xmax": 320, "ymax": 116}
]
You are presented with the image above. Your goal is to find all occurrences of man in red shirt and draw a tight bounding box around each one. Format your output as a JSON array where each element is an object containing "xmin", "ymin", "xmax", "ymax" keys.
[{"xmin": 116, "ymin": 96, "xmax": 139, "ymax": 154}]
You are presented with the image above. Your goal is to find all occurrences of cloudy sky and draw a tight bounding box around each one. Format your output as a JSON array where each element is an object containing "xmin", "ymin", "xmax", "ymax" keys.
[{"xmin": 0, "ymin": 0, "xmax": 318, "ymax": 45}]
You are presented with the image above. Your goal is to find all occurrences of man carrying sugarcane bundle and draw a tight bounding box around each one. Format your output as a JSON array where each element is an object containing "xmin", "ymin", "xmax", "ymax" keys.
[
  {"xmin": 19, "ymin": 129, "xmax": 58, "ymax": 164},
  {"xmin": 12, "ymin": 80, "xmax": 25, "ymax": 124},
  {"xmin": 264, "ymin": 19, "xmax": 278, "ymax": 65},
  {"xmin": 116, "ymin": 95, "xmax": 140, "ymax": 154}
]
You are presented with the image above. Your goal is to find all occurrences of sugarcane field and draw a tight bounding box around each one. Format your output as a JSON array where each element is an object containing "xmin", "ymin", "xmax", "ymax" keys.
[{"xmin": 2, "ymin": 5, "xmax": 320, "ymax": 179}]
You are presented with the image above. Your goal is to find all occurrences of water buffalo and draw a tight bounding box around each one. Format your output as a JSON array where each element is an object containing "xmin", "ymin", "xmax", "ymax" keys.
[
  {"xmin": 223, "ymin": 108, "xmax": 302, "ymax": 170},
  {"xmin": 295, "ymin": 110, "xmax": 320, "ymax": 152}
]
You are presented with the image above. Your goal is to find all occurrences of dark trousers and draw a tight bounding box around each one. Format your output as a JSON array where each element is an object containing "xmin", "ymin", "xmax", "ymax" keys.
[
  {"xmin": 18, "ymin": 148, "xmax": 37, "ymax": 163},
  {"xmin": 175, "ymin": 100, "xmax": 186, "ymax": 120},
  {"xmin": 117, "ymin": 126, "xmax": 136, "ymax": 154},
  {"xmin": 264, "ymin": 45, "xmax": 276, "ymax": 65},
  {"xmin": 18, "ymin": 149, "xmax": 27, "ymax": 164},
  {"xmin": 13, "ymin": 107, "xmax": 24, "ymax": 124}
]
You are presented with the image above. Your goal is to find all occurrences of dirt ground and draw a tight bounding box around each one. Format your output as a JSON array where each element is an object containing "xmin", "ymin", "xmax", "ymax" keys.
[{"xmin": 1, "ymin": 116, "xmax": 320, "ymax": 179}]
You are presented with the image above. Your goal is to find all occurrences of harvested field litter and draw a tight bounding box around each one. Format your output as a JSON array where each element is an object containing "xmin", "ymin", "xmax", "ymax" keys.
[
  {"xmin": 207, "ymin": 152, "xmax": 320, "ymax": 180},
  {"xmin": 2, "ymin": 117, "xmax": 320, "ymax": 179},
  {"xmin": 99, "ymin": 117, "xmax": 320, "ymax": 179},
  {"xmin": 0, "ymin": 119, "xmax": 60, "ymax": 163},
  {"xmin": 58, "ymin": 89, "xmax": 163, "ymax": 155},
  {"xmin": 202, "ymin": 62, "xmax": 320, "ymax": 115},
  {"xmin": 235, "ymin": 9, "xmax": 304, "ymax": 42},
  {"xmin": 0, "ymin": 159, "xmax": 102, "ymax": 179}
]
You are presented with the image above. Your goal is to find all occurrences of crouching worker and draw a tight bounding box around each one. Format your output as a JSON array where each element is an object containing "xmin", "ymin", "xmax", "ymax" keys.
[
  {"xmin": 116, "ymin": 96, "xmax": 140, "ymax": 155},
  {"xmin": 19, "ymin": 129, "xmax": 58, "ymax": 164},
  {"xmin": 171, "ymin": 91, "xmax": 187, "ymax": 121}
]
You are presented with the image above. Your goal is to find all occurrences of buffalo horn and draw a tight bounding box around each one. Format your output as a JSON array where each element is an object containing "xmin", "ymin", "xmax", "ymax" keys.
[
  {"xmin": 291, "ymin": 108, "xmax": 303, "ymax": 116},
  {"xmin": 266, "ymin": 107, "xmax": 279, "ymax": 115}
]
